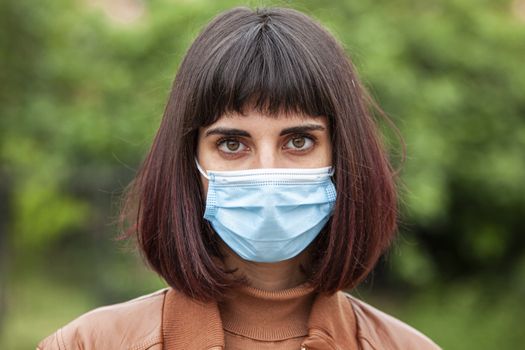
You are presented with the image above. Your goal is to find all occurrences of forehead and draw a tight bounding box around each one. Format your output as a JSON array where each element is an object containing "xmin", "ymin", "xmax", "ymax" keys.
[{"xmin": 201, "ymin": 109, "xmax": 329, "ymax": 132}]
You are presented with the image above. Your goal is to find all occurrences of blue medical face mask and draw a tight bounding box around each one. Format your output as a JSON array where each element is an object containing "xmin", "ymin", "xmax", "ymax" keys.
[{"xmin": 196, "ymin": 159, "xmax": 337, "ymax": 263}]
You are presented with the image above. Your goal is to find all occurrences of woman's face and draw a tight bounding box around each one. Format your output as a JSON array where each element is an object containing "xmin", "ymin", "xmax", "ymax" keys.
[{"xmin": 196, "ymin": 108, "xmax": 332, "ymax": 195}]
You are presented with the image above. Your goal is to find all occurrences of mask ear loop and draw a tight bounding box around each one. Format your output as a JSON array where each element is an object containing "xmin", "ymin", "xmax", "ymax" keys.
[
  {"xmin": 194, "ymin": 157, "xmax": 210, "ymax": 180},
  {"xmin": 328, "ymin": 166, "xmax": 335, "ymax": 176}
]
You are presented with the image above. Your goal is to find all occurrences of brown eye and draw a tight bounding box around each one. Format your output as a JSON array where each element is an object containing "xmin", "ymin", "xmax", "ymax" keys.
[
  {"xmin": 292, "ymin": 137, "xmax": 305, "ymax": 148},
  {"xmin": 218, "ymin": 139, "xmax": 247, "ymax": 154},
  {"xmin": 226, "ymin": 140, "xmax": 240, "ymax": 151},
  {"xmin": 286, "ymin": 136, "xmax": 314, "ymax": 151}
]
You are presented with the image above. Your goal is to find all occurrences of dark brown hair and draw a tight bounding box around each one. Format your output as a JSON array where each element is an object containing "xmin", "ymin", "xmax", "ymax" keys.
[{"xmin": 119, "ymin": 6, "xmax": 402, "ymax": 302}]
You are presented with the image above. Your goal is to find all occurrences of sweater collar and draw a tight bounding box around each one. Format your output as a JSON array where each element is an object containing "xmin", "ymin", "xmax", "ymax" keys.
[
  {"xmin": 219, "ymin": 282, "xmax": 315, "ymax": 341},
  {"xmin": 162, "ymin": 285, "xmax": 358, "ymax": 350}
]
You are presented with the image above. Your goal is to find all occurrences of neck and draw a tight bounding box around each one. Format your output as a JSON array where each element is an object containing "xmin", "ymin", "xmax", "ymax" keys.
[{"xmin": 220, "ymin": 242, "xmax": 312, "ymax": 291}]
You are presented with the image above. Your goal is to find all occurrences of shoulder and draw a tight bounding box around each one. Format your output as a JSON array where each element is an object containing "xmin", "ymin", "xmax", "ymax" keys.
[
  {"xmin": 36, "ymin": 288, "xmax": 170, "ymax": 350},
  {"xmin": 343, "ymin": 293, "xmax": 441, "ymax": 350}
]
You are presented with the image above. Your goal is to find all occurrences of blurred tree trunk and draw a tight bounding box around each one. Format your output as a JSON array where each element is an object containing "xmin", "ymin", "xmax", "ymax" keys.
[{"xmin": 0, "ymin": 170, "xmax": 10, "ymax": 332}]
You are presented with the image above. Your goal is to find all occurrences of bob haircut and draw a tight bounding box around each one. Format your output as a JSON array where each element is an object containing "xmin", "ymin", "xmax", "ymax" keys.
[{"xmin": 120, "ymin": 6, "xmax": 401, "ymax": 302}]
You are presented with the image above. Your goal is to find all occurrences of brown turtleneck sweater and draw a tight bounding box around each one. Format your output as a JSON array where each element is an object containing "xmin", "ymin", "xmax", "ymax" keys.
[{"xmin": 218, "ymin": 283, "xmax": 316, "ymax": 350}]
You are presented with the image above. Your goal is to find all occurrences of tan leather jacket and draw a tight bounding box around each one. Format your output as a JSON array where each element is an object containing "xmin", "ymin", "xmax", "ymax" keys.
[{"xmin": 37, "ymin": 287, "xmax": 441, "ymax": 350}]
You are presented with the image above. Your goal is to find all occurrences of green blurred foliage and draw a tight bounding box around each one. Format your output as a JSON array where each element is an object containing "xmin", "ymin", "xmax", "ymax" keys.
[{"xmin": 1, "ymin": 0, "xmax": 524, "ymax": 348}]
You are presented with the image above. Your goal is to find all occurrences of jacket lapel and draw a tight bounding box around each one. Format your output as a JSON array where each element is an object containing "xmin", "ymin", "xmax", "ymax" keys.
[
  {"xmin": 302, "ymin": 291, "xmax": 359, "ymax": 350},
  {"xmin": 162, "ymin": 288, "xmax": 225, "ymax": 349}
]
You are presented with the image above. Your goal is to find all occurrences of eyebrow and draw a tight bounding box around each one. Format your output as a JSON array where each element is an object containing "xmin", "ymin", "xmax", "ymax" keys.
[
  {"xmin": 279, "ymin": 124, "xmax": 325, "ymax": 136},
  {"xmin": 204, "ymin": 123, "xmax": 326, "ymax": 138},
  {"xmin": 204, "ymin": 127, "xmax": 250, "ymax": 138}
]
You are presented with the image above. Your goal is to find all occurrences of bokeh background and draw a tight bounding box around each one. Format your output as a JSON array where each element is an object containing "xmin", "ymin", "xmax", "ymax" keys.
[{"xmin": 1, "ymin": 0, "xmax": 524, "ymax": 348}]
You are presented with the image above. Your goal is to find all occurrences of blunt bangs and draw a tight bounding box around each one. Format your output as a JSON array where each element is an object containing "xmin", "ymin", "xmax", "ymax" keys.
[
  {"xmin": 186, "ymin": 7, "xmax": 337, "ymax": 128},
  {"xmin": 120, "ymin": 6, "xmax": 401, "ymax": 302}
]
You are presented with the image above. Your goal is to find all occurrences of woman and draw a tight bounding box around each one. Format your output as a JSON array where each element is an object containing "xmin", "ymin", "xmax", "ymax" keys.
[{"xmin": 38, "ymin": 6, "xmax": 440, "ymax": 350}]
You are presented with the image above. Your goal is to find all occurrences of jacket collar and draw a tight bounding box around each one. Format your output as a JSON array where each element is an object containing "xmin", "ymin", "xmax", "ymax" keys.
[{"xmin": 162, "ymin": 287, "xmax": 358, "ymax": 350}]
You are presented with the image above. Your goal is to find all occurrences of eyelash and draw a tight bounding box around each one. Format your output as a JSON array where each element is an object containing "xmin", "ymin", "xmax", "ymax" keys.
[{"xmin": 216, "ymin": 134, "xmax": 318, "ymax": 156}]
